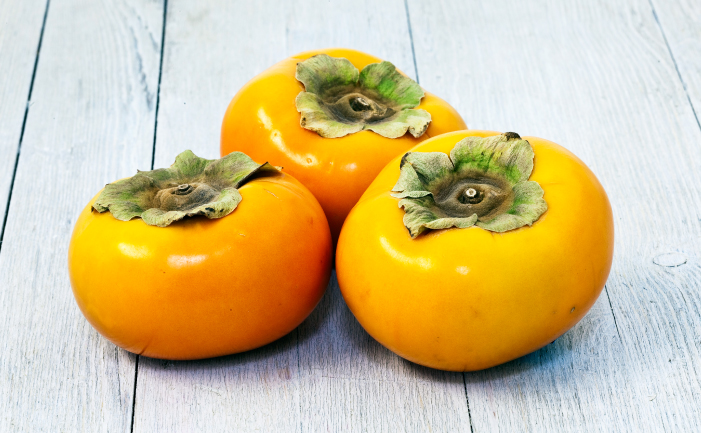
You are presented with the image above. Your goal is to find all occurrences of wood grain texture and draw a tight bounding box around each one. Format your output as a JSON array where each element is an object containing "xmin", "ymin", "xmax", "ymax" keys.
[
  {"xmin": 650, "ymin": 0, "xmax": 701, "ymax": 124},
  {"xmin": 136, "ymin": 2, "xmax": 301, "ymax": 431},
  {"xmin": 150, "ymin": 0, "xmax": 417, "ymax": 164},
  {"xmin": 298, "ymin": 274, "xmax": 472, "ymax": 433},
  {"xmin": 287, "ymin": 3, "xmax": 470, "ymax": 432},
  {"xmin": 0, "ymin": 0, "xmax": 47, "ymax": 230},
  {"xmin": 0, "ymin": 0, "xmax": 163, "ymax": 430},
  {"xmin": 136, "ymin": 1, "xmax": 471, "ymax": 432},
  {"xmin": 407, "ymin": 0, "xmax": 701, "ymax": 431},
  {"xmin": 134, "ymin": 335, "xmax": 302, "ymax": 433},
  {"xmin": 2, "ymin": 0, "xmax": 700, "ymax": 431}
]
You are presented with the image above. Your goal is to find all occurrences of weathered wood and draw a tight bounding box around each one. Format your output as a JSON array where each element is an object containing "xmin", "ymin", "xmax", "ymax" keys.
[
  {"xmin": 650, "ymin": 0, "xmax": 701, "ymax": 123},
  {"xmin": 135, "ymin": 1, "xmax": 471, "ymax": 431},
  {"xmin": 0, "ymin": 0, "xmax": 164, "ymax": 430},
  {"xmin": 298, "ymin": 274, "xmax": 472, "ymax": 433},
  {"xmin": 0, "ymin": 0, "xmax": 47, "ymax": 230},
  {"xmin": 288, "ymin": 3, "xmax": 471, "ymax": 431},
  {"xmin": 135, "ymin": 2, "xmax": 301, "ymax": 431},
  {"xmin": 407, "ymin": 0, "xmax": 701, "ymax": 430},
  {"xmin": 135, "ymin": 335, "xmax": 302, "ymax": 432},
  {"xmin": 2, "ymin": 0, "xmax": 701, "ymax": 431},
  {"xmin": 150, "ymin": 0, "xmax": 417, "ymax": 164}
]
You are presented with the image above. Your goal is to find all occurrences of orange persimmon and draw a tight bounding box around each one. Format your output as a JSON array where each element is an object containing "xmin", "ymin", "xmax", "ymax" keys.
[
  {"xmin": 221, "ymin": 48, "xmax": 466, "ymax": 243},
  {"xmin": 68, "ymin": 151, "xmax": 332, "ymax": 360},
  {"xmin": 336, "ymin": 130, "xmax": 614, "ymax": 371}
]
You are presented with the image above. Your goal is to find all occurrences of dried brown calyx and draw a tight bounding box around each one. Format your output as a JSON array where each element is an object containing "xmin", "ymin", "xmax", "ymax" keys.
[
  {"xmin": 295, "ymin": 54, "xmax": 431, "ymax": 139},
  {"xmin": 93, "ymin": 150, "xmax": 278, "ymax": 227},
  {"xmin": 391, "ymin": 132, "xmax": 548, "ymax": 238}
]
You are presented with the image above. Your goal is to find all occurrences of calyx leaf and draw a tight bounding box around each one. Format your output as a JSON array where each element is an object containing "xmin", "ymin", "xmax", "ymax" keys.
[
  {"xmin": 93, "ymin": 150, "xmax": 278, "ymax": 227},
  {"xmin": 295, "ymin": 54, "xmax": 431, "ymax": 139},
  {"xmin": 391, "ymin": 133, "xmax": 547, "ymax": 238}
]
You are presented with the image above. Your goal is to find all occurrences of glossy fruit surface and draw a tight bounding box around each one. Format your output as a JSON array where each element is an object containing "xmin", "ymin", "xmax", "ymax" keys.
[
  {"xmin": 221, "ymin": 48, "xmax": 466, "ymax": 243},
  {"xmin": 336, "ymin": 130, "xmax": 614, "ymax": 371},
  {"xmin": 69, "ymin": 171, "xmax": 332, "ymax": 360}
]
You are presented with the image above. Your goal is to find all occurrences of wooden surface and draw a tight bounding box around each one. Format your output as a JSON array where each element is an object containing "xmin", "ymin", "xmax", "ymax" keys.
[
  {"xmin": 1, "ymin": 0, "xmax": 700, "ymax": 431},
  {"xmin": 0, "ymin": 0, "xmax": 46, "ymax": 231},
  {"xmin": 0, "ymin": 0, "xmax": 162, "ymax": 430},
  {"xmin": 408, "ymin": 0, "xmax": 701, "ymax": 430}
]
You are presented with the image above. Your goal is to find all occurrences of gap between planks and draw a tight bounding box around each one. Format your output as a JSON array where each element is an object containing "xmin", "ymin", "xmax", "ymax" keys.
[
  {"xmin": 131, "ymin": 0, "xmax": 170, "ymax": 431},
  {"xmin": 0, "ymin": 0, "xmax": 50, "ymax": 254},
  {"xmin": 647, "ymin": 0, "xmax": 701, "ymax": 133},
  {"xmin": 401, "ymin": 0, "xmax": 476, "ymax": 427}
]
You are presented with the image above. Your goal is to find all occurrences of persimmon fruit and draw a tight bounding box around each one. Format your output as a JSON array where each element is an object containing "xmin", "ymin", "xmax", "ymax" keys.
[
  {"xmin": 221, "ymin": 48, "xmax": 466, "ymax": 243},
  {"xmin": 68, "ymin": 151, "xmax": 332, "ymax": 360},
  {"xmin": 336, "ymin": 130, "xmax": 614, "ymax": 371}
]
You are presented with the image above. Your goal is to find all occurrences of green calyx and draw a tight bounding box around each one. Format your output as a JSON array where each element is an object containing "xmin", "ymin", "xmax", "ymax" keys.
[
  {"xmin": 93, "ymin": 150, "xmax": 278, "ymax": 227},
  {"xmin": 295, "ymin": 54, "xmax": 431, "ymax": 139},
  {"xmin": 391, "ymin": 132, "xmax": 547, "ymax": 238}
]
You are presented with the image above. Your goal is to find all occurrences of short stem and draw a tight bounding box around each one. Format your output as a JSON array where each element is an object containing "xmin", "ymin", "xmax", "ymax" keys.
[
  {"xmin": 175, "ymin": 184, "xmax": 193, "ymax": 195},
  {"xmin": 350, "ymin": 96, "xmax": 372, "ymax": 112},
  {"xmin": 391, "ymin": 133, "xmax": 548, "ymax": 237},
  {"xmin": 294, "ymin": 54, "xmax": 431, "ymax": 139}
]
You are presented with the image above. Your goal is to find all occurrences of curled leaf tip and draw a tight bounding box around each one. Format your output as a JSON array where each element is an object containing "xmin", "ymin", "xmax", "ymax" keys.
[
  {"xmin": 295, "ymin": 54, "xmax": 431, "ymax": 139},
  {"xmin": 391, "ymin": 133, "xmax": 547, "ymax": 238},
  {"xmin": 93, "ymin": 150, "xmax": 278, "ymax": 227}
]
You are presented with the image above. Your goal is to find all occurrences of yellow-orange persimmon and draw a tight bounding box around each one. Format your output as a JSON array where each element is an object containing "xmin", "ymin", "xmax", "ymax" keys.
[
  {"xmin": 68, "ymin": 151, "xmax": 331, "ymax": 360},
  {"xmin": 336, "ymin": 130, "xmax": 614, "ymax": 371},
  {"xmin": 221, "ymin": 48, "xmax": 466, "ymax": 243}
]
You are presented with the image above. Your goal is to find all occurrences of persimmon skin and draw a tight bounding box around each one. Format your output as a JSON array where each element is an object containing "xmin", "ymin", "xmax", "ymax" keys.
[
  {"xmin": 336, "ymin": 130, "xmax": 614, "ymax": 371},
  {"xmin": 68, "ymin": 172, "xmax": 332, "ymax": 360},
  {"xmin": 221, "ymin": 48, "xmax": 466, "ymax": 244}
]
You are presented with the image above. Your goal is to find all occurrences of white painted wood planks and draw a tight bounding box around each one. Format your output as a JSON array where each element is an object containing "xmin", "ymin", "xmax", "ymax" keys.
[
  {"xmin": 0, "ymin": 0, "xmax": 164, "ymax": 430},
  {"xmin": 0, "ymin": 0, "xmax": 700, "ymax": 430},
  {"xmin": 650, "ymin": 0, "xmax": 701, "ymax": 118},
  {"xmin": 407, "ymin": 0, "xmax": 701, "ymax": 430},
  {"xmin": 134, "ymin": 1, "xmax": 471, "ymax": 431},
  {"xmin": 0, "ymin": 0, "xmax": 47, "ymax": 231}
]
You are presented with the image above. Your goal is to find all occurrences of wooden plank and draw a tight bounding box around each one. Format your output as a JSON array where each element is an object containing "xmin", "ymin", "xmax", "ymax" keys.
[
  {"xmin": 650, "ymin": 0, "xmax": 701, "ymax": 124},
  {"xmin": 407, "ymin": 0, "xmax": 701, "ymax": 431},
  {"xmin": 135, "ymin": 1, "xmax": 471, "ymax": 431},
  {"xmin": 287, "ymin": 3, "xmax": 470, "ymax": 432},
  {"xmin": 298, "ymin": 274, "xmax": 472, "ymax": 433},
  {"xmin": 149, "ymin": 0, "xmax": 417, "ymax": 163},
  {"xmin": 0, "ymin": 0, "xmax": 164, "ymax": 430},
  {"xmin": 135, "ymin": 3, "xmax": 301, "ymax": 431},
  {"xmin": 0, "ymin": 0, "xmax": 47, "ymax": 232},
  {"xmin": 135, "ymin": 335, "xmax": 302, "ymax": 432}
]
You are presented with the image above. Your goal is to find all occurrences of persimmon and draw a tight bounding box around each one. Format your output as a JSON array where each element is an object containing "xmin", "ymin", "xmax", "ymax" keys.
[
  {"xmin": 68, "ymin": 151, "xmax": 332, "ymax": 360},
  {"xmin": 221, "ymin": 48, "xmax": 466, "ymax": 243},
  {"xmin": 336, "ymin": 130, "xmax": 614, "ymax": 371}
]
